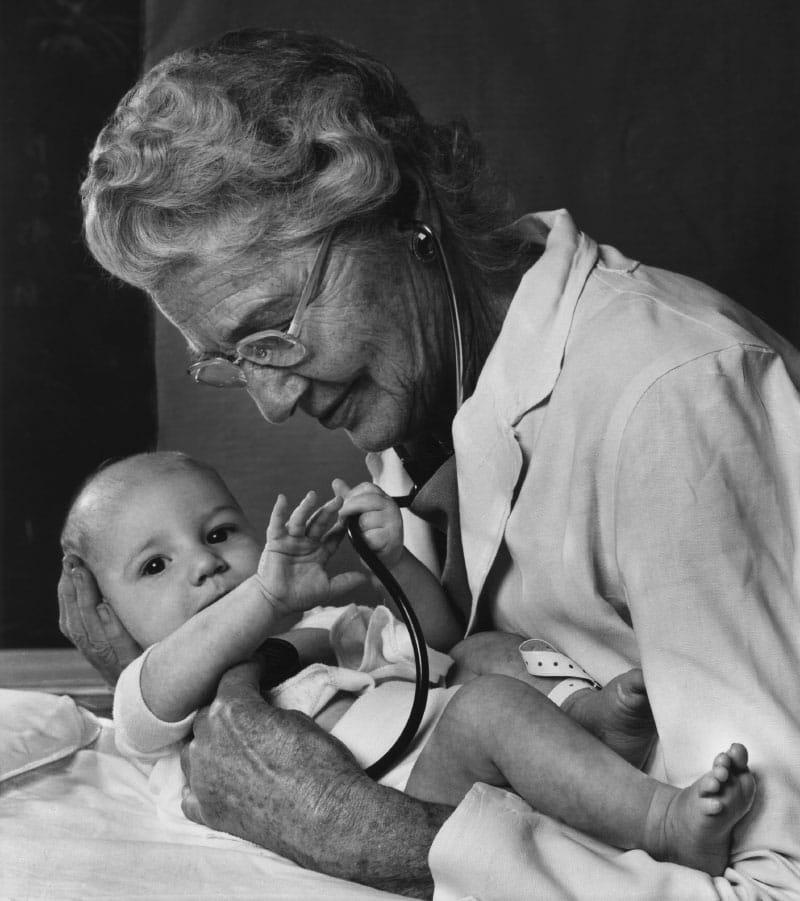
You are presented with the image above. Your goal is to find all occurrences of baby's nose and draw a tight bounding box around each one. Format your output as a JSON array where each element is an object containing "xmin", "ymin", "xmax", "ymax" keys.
[{"xmin": 191, "ymin": 548, "xmax": 229, "ymax": 585}]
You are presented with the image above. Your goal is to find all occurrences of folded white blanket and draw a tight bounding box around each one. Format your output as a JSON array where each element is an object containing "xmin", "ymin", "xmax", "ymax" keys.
[
  {"xmin": 0, "ymin": 688, "xmax": 407, "ymax": 900},
  {"xmin": 0, "ymin": 688, "xmax": 100, "ymax": 782}
]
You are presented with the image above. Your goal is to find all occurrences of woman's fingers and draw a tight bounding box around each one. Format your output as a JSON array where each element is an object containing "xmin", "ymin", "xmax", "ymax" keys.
[
  {"xmin": 57, "ymin": 556, "xmax": 82, "ymax": 639},
  {"xmin": 96, "ymin": 602, "xmax": 140, "ymax": 664},
  {"xmin": 73, "ymin": 564, "xmax": 103, "ymax": 629},
  {"xmin": 57, "ymin": 558, "xmax": 139, "ymax": 684},
  {"xmin": 179, "ymin": 734, "xmax": 205, "ymax": 825}
]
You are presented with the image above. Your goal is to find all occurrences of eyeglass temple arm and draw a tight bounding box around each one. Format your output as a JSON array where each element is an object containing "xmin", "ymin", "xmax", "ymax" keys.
[{"xmin": 286, "ymin": 230, "xmax": 337, "ymax": 337}]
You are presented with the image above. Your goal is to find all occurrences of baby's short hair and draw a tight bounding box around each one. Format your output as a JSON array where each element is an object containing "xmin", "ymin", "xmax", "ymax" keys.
[{"xmin": 60, "ymin": 451, "xmax": 222, "ymax": 561}]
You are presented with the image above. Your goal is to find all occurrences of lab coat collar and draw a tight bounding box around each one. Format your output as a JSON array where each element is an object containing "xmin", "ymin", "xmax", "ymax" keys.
[{"xmin": 476, "ymin": 209, "xmax": 598, "ymax": 426}]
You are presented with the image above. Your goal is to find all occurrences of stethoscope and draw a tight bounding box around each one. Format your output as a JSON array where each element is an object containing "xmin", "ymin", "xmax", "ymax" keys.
[
  {"xmin": 347, "ymin": 222, "xmax": 463, "ymax": 781},
  {"xmin": 347, "ymin": 499, "xmax": 430, "ymax": 780}
]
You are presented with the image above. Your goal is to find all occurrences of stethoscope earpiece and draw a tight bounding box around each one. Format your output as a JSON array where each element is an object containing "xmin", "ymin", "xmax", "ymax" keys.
[
  {"xmin": 410, "ymin": 222, "xmax": 437, "ymax": 263},
  {"xmin": 405, "ymin": 220, "xmax": 465, "ymax": 411}
]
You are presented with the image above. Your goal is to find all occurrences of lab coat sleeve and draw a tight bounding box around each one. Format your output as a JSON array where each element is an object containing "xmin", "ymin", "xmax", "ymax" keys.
[
  {"xmin": 429, "ymin": 345, "xmax": 800, "ymax": 900},
  {"xmin": 612, "ymin": 345, "xmax": 800, "ymax": 898}
]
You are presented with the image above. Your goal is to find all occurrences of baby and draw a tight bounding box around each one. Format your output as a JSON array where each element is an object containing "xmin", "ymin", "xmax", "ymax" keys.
[{"xmin": 61, "ymin": 451, "xmax": 755, "ymax": 876}]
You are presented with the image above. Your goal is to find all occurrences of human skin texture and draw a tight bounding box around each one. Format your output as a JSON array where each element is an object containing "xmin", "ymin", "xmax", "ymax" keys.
[
  {"xmin": 180, "ymin": 661, "xmax": 453, "ymax": 897},
  {"xmin": 155, "ymin": 223, "xmax": 457, "ymax": 454},
  {"xmin": 60, "ymin": 208, "xmax": 503, "ymax": 890}
]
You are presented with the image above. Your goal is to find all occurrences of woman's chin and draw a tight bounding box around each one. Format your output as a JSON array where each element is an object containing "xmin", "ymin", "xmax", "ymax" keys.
[
  {"xmin": 343, "ymin": 425, "xmax": 395, "ymax": 454},
  {"xmin": 324, "ymin": 392, "xmax": 406, "ymax": 452},
  {"xmin": 342, "ymin": 412, "xmax": 407, "ymax": 454}
]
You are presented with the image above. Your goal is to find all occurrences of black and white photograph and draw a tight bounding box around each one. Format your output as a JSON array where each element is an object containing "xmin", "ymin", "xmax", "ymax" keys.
[{"xmin": 2, "ymin": 2, "xmax": 800, "ymax": 898}]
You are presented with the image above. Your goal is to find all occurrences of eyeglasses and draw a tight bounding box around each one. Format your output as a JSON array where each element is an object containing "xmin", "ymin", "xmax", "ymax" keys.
[{"xmin": 187, "ymin": 229, "xmax": 336, "ymax": 388}]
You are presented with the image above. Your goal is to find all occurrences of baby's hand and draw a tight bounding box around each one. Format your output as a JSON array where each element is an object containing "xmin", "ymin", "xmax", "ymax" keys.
[
  {"xmin": 335, "ymin": 479, "xmax": 404, "ymax": 569},
  {"xmin": 258, "ymin": 491, "xmax": 367, "ymax": 615}
]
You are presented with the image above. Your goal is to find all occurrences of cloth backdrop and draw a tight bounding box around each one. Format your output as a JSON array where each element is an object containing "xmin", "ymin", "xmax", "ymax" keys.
[{"xmin": 147, "ymin": 0, "xmax": 800, "ymax": 545}]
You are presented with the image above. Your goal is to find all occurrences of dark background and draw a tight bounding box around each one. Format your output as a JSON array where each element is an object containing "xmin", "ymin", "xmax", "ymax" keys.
[
  {"xmin": 3, "ymin": 1, "xmax": 800, "ymax": 648},
  {"xmin": 2, "ymin": 0, "xmax": 154, "ymax": 647}
]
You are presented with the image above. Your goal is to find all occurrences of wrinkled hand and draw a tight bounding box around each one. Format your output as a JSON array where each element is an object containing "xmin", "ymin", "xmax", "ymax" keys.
[
  {"xmin": 58, "ymin": 555, "xmax": 141, "ymax": 685},
  {"xmin": 335, "ymin": 479, "xmax": 404, "ymax": 568},
  {"xmin": 257, "ymin": 491, "xmax": 367, "ymax": 615},
  {"xmin": 181, "ymin": 662, "xmax": 450, "ymax": 895}
]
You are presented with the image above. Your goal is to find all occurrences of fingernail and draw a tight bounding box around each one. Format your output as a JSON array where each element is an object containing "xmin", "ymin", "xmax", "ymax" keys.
[{"xmin": 97, "ymin": 604, "xmax": 110, "ymax": 624}]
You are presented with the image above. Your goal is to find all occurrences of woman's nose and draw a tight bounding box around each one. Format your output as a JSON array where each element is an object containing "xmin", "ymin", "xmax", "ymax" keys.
[
  {"xmin": 191, "ymin": 548, "xmax": 229, "ymax": 585},
  {"xmin": 244, "ymin": 365, "xmax": 307, "ymax": 424}
]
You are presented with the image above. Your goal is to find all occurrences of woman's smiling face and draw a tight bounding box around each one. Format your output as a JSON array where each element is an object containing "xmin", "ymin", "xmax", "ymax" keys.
[{"xmin": 156, "ymin": 227, "xmax": 455, "ymax": 453}]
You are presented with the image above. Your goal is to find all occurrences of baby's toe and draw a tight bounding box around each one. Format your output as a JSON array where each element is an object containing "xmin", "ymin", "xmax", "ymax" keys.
[
  {"xmin": 622, "ymin": 668, "xmax": 646, "ymax": 694},
  {"xmin": 713, "ymin": 761, "xmax": 731, "ymax": 784},
  {"xmin": 727, "ymin": 743, "xmax": 749, "ymax": 772},
  {"xmin": 740, "ymin": 772, "xmax": 757, "ymax": 809},
  {"xmin": 699, "ymin": 772, "xmax": 722, "ymax": 797},
  {"xmin": 614, "ymin": 669, "xmax": 650, "ymax": 711}
]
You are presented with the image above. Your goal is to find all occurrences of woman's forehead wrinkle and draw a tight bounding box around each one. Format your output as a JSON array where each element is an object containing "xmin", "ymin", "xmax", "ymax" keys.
[{"xmin": 162, "ymin": 264, "xmax": 297, "ymax": 349}]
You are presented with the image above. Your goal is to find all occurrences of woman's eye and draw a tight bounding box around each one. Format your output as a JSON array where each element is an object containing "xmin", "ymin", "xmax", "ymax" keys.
[
  {"xmin": 141, "ymin": 557, "xmax": 166, "ymax": 576},
  {"xmin": 207, "ymin": 526, "xmax": 233, "ymax": 544}
]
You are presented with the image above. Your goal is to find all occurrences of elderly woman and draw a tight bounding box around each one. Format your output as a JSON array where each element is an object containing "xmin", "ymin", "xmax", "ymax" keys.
[{"xmin": 61, "ymin": 28, "xmax": 800, "ymax": 900}]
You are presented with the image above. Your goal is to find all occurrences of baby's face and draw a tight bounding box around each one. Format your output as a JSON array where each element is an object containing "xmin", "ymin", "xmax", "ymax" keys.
[{"xmin": 89, "ymin": 466, "xmax": 261, "ymax": 647}]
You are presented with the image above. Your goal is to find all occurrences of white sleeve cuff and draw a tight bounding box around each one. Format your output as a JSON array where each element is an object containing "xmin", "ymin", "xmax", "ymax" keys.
[{"xmin": 113, "ymin": 647, "xmax": 196, "ymax": 759}]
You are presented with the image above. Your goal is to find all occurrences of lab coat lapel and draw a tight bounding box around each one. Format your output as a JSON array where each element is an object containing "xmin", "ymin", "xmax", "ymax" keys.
[{"xmin": 453, "ymin": 211, "xmax": 598, "ymax": 631}]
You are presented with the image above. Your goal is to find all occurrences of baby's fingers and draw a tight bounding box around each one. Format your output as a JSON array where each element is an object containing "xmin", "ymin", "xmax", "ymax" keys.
[
  {"xmin": 286, "ymin": 491, "xmax": 318, "ymax": 537},
  {"xmin": 340, "ymin": 489, "xmax": 387, "ymax": 519},
  {"xmin": 267, "ymin": 494, "xmax": 291, "ymax": 540},
  {"xmin": 331, "ymin": 478, "xmax": 352, "ymax": 500},
  {"xmin": 307, "ymin": 495, "xmax": 343, "ymax": 539},
  {"xmin": 347, "ymin": 509, "xmax": 388, "ymax": 534}
]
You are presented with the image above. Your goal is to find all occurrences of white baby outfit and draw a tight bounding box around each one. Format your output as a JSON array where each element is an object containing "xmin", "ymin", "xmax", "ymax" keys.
[{"xmin": 112, "ymin": 604, "xmax": 456, "ymax": 818}]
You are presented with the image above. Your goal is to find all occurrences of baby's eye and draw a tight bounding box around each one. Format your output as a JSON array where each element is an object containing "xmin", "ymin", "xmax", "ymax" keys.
[
  {"xmin": 207, "ymin": 525, "xmax": 234, "ymax": 544},
  {"xmin": 141, "ymin": 557, "xmax": 166, "ymax": 576}
]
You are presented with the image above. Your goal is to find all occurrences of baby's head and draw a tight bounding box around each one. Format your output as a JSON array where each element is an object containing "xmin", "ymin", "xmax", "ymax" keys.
[{"xmin": 61, "ymin": 452, "xmax": 261, "ymax": 647}]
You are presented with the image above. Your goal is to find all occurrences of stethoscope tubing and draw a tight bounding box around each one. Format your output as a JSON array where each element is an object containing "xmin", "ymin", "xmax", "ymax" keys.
[{"xmin": 346, "ymin": 515, "xmax": 430, "ymax": 781}]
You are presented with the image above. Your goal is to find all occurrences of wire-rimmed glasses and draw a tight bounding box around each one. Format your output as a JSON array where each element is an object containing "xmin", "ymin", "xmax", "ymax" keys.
[{"xmin": 187, "ymin": 229, "xmax": 335, "ymax": 388}]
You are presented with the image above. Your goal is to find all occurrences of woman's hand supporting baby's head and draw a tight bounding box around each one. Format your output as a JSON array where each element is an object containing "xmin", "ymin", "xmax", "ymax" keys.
[{"xmin": 58, "ymin": 555, "xmax": 141, "ymax": 685}]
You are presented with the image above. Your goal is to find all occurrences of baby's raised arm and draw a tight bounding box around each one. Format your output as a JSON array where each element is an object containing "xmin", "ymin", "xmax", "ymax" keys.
[
  {"xmin": 336, "ymin": 479, "xmax": 463, "ymax": 651},
  {"xmin": 138, "ymin": 492, "xmax": 367, "ymax": 724}
]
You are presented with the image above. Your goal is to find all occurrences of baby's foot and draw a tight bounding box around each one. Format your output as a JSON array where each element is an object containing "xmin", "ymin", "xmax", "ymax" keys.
[
  {"xmin": 645, "ymin": 743, "xmax": 756, "ymax": 876},
  {"xmin": 566, "ymin": 668, "xmax": 656, "ymax": 768}
]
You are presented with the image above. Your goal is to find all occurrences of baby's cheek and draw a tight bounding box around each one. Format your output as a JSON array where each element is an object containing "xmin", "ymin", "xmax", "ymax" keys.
[{"xmin": 239, "ymin": 542, "xmax": 262, "ymax": 575}]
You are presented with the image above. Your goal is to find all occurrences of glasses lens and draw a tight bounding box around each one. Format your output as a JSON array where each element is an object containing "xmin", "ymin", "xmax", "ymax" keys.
[
  {"xmin": 188, "ymin": 359, "xmax": 247, "ymax": 388},
  {"xmin": 237, "ymin": 333, "xmax": 307, "ymax": 368}
]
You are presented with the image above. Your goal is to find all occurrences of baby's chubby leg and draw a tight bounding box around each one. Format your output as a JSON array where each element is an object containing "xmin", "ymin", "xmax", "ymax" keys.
[
  {"xmin": 405, "ymin": 674, "xmax": 755, "ymax": 876},
  {"xmin": 449, "ymin": 632, "xmax": 655, "ymax": 767},
  {"xmin": 406, "ymin": 673, "xmax": 649, "ymax": 821}
]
